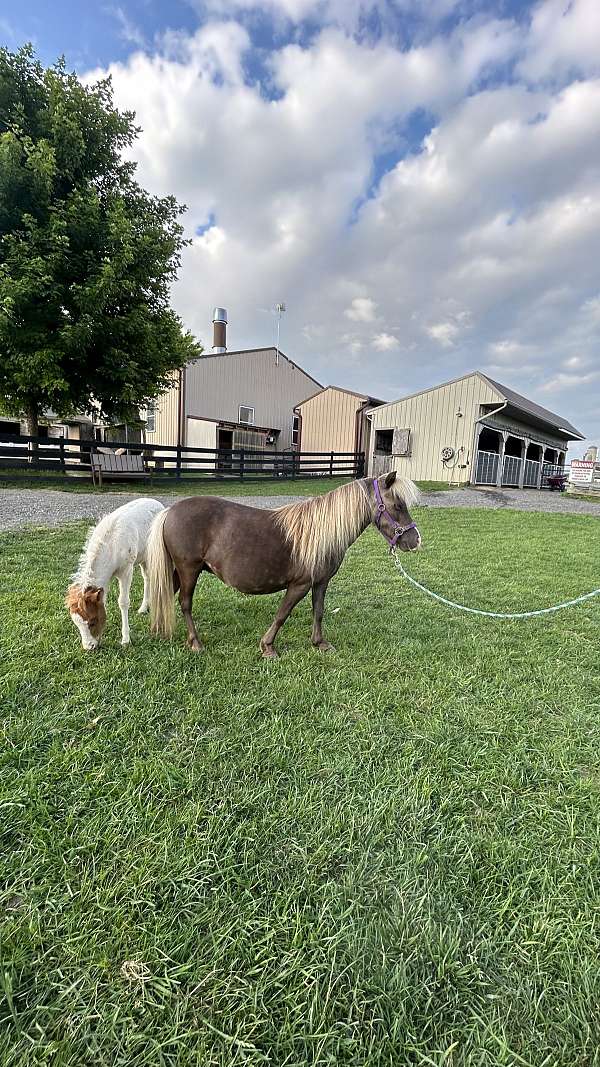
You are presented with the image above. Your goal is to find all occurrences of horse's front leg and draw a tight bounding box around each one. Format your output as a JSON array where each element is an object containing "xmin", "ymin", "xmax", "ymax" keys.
[
  {"xmin": 138, "ymin": 562, "xmax": 150, "ymax": 614},
  {"xmin": 117, "ymin": 565, "xmax": 134, "ymax": 646},
  {"xmin": 260, "ymin": 582, "xmax": 311, "ymax": 659},
  {"xmin": 311, "ymin": 578, "xmax": 335, "ymax": 652}
]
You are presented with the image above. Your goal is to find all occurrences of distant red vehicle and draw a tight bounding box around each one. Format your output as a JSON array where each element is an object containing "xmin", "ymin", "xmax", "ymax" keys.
[{"xmin": 547, "ymin": 473, "xmax": 568, "ymax": 492}]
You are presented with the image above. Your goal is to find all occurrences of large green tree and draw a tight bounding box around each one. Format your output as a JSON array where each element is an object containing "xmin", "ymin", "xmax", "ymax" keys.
[{"xmin": 0, "ymin": 45, "xmax": 200, "ymax": 436}]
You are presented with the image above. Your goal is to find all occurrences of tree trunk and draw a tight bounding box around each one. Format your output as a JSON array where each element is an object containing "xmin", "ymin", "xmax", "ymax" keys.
[
  {"xmin": 26, "ymin": 401, "xmax": 39, "ymax": 462},
  {"xmin": 25, "ymin": 401, "xmax": 39, "ymax": 437}
]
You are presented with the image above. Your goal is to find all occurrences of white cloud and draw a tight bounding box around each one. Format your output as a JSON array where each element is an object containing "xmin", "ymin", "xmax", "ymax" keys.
[
  {"xmin": 519, "ymin": 0, "xmax": 600, "ymax": 84},
  {"xmin": 345, "ymin": 297, "xmax": 377, "ymax": 322},
  {"xmin": 487, "ymin": 340, "xmax": 532, "ymax": 361},
  {"xmin": 193, "ymin": 224, "xmax": 227, "ymax": 256},
  {"xmin": 541, "ymin": 370, "xmax": 600, "ymax": 393},
  {"xmin": 372, "ymin": 332, "xmax": 399, "ymax": 350},
  {"xmin": 426, "ymin": 322, "xmax": 459, "ymax": 347},
  {"xmin": 86, "ymin": 2, "xmax": 600, "ymax": 447}
]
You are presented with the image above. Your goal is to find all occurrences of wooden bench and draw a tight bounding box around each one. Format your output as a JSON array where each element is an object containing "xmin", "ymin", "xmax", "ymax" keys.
[{"xmin": 90, "ymin": 450, "xmax": 149, "ymax": 487}]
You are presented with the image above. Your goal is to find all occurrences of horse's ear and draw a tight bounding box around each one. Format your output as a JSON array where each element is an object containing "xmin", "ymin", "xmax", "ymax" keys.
[{"xmin": 384, "ymin": 470, "xmax": 397, "ymax": 489}]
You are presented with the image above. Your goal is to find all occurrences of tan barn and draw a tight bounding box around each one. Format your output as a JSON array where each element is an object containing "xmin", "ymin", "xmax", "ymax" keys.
[
  {"xmin": 367, "ymin": 372, "xmax": 584, "ymax": 487},
  {"xmin": 143, "ymin": 309, "xmax": 321, "ymax": 464},
  {"xmin": 294, "ymin": 387, "xmax": 384, "ymax": 458}
]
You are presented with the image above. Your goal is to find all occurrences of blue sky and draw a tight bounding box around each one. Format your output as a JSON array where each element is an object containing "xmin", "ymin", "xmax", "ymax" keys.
[
  {"xmin": 2, "ymin": 0, "xmax": 539, "ymax": 73},
  {"xmin": 2, "ymin": 0, "xmax": 600, "ymax": 449}
]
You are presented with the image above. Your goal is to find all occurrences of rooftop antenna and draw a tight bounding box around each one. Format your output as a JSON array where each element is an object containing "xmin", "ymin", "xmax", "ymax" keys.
[{"xmin": 275, "ymin": 302, "xmax": 286, "ymax": 366}]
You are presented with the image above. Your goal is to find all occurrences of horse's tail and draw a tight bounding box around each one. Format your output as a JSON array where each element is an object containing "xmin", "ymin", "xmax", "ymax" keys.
[{"xmin": 147, "ymin": 509, "xmax": 176, "ymax": 637}]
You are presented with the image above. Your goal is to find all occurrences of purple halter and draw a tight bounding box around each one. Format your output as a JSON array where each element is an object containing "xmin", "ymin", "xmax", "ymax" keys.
[{"xmin": 373, "ymin": 478, "xmax": 418, "ymax": 551}]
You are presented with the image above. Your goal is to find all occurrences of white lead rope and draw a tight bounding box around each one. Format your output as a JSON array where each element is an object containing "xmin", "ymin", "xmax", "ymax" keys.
[{"xmin": 391, "ymin": 552, "xmax": 600, "ymax": 619}]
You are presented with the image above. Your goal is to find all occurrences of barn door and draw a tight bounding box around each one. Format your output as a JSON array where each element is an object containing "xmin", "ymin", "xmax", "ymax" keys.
[{"xmin": 372, "ymin": 454, "xmax": 394, "ymax": 478}]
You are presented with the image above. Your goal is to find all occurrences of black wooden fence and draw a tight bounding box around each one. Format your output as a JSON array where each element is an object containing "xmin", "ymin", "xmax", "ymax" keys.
[{"xmin": 0, "ymin": 433, "xmax": 365, "ymax": 484}]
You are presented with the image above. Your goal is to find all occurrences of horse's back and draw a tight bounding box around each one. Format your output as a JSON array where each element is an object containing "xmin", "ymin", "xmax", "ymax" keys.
[{"xmin": 107, "ymin": 498, "xmax": 164, "ymax": 566}]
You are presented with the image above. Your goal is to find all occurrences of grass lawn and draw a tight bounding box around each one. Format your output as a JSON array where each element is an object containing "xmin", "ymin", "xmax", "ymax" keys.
[
  {"xmin": 566, "ymin": 492, "xmax": 600, "ymax": 505},
  {"xmin": 0, "ymin": 473, "xmax": 461, "ymax": 497},
  {"xmin": 0, "ymin": 471, "xmax": 352, "ymax": 498},
  {"xmin": 2, "ymin": 507, "xmax": 600, "ymax": 1065}
]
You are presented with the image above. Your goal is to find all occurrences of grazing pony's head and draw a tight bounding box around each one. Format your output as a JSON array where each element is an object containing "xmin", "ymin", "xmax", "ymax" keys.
[{"xmin": 65, "ymin": 585, "xmax": 107, "ymax": 650}]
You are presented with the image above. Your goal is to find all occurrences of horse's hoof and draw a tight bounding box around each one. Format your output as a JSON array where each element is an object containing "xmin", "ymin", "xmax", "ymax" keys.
[
  {"xmin": 315, "ymin": 641, "xmax": 335, "ymax": 653},
  {"xmin": 137, "ymin": 605, "xmax": 149, "ymax": 615},
  {"xmin": 261, "ymin": 646, "xmax": 279, "ymax": 660},
  {"xmin": 121, "ymin": 638, "xmax": 130, "ymax": 647},
  {"xmin": 187, "ymin": 638, "xmax": 205, "ymax": 653}
]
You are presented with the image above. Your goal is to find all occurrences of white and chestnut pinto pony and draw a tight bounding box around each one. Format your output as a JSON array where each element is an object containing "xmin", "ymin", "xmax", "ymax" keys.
[{"xmin": 66, "ymin": 498, "xmax": 165, "ymax": 651}]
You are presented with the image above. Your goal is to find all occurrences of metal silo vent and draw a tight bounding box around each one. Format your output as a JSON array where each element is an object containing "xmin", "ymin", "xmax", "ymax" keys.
[{"xmin": 212, "ymin": 307, "xmax": 227, "ymax": 353}]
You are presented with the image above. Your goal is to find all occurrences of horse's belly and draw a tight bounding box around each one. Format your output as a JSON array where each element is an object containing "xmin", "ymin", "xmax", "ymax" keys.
[{"xmin": 205, "ymin": 554, "xmax": 288, "ymax": 595}]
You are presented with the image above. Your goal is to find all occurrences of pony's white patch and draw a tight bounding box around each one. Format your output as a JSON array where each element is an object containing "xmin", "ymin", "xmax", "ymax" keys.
[
  {"xmin": 68, "ymin": 497, "xmax": 165, "ymax": 649},
  {"xmin": 71, "ymin": 612, "xmax": 98, "ymax": 651}
]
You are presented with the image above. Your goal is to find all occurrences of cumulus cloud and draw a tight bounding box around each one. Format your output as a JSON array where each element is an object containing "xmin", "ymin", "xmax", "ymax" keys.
[
  {"xmin": 518, "ymin": 0, "xmax": 600, "ymax": 84},
  {"xmin": 373, "ymin": 332, "xmax": 399, "ymax": 350},
  {"xmin": 86, "ymin": 1, "xmax": 600, "ymax": 449},
  {"xmin": 345, "ymin": 297, "xmax": 377, "ymax": 322},
  {"xmin": 426, "ymin": 322, "xmax": 459, "ymax": 348}
]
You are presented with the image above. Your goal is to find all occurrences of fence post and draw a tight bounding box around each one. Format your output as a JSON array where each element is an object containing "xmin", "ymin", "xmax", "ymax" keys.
[
  {"xmin": 357, "ymin": 452, "xmax": 365, "ymax": 478},
  {"xmin": 329, "ymin": 451, "xmax": 334, "ymax": 477},
  {"xmin": 240, "ymin": 448, "xmax": 245, "ymax": 480},
  {"xmin": 59, "ymin": 436, "xmax": 66, "ymax": 475},
  {"xmin": 176, "ymin": 443, "xmax": 182, "ymax": 480}
]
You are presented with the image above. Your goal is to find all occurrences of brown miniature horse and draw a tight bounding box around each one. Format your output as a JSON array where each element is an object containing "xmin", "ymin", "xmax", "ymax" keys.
[{"xmin": 146, "ymin": 471, "xmax": 421, "ymax": 658}]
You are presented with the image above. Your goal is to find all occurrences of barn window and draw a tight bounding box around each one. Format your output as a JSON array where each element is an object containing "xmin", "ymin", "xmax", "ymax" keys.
[
  {"xmin": 146, "ymin": 403, "xmax": 156, "ymax": 433},
  {"xmin": 375, "ymin": 429, "xmax": 394, "ymax": 454},
  {"xmin": 291, "ymin": 414, "xmax": 300, "ymax": 447},
  {"xmin": 239, "ymin": 405, "xmax": 254, "ymax": 426}
]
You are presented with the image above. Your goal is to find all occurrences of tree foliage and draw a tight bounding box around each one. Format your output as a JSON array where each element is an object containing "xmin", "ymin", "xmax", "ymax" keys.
[{"xmin": 0, "ymin": 45, "xmax": 200, "ymax": 434}]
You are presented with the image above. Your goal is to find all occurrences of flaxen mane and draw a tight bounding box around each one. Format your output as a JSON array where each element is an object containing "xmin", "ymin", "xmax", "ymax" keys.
[{"xmin": 274, "ymin": 475, "xmax": 419, "ymax": 578}]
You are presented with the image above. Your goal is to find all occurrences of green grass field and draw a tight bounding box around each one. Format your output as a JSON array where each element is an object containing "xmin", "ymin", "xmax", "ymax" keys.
[
  {"xmin": 0, "ymin": 472, "xmax": 460, "ymax": 496},
  {"xmin": 0, "ymin": 470, "xmax": 353, "ymax": 497},
  {"xmin": 2, "ymin": 507, "xmax": 600, "ymax": 1065}
]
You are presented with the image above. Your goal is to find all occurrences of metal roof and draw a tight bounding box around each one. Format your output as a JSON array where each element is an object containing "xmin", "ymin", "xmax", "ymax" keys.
[
  {"xmin": 366, "ymin": 370, "xmax": 584, "ymax": 440},
  {"xmin": 193, "ymin": 347, "xmax": 322, "ymax": 389},
  {"xmin": 479, "ymin": 374, "xmax": 585, "ymax": 439},
  {"xmin": 296, "ymin": 384, "xmax": 385, "ymax": 407}
]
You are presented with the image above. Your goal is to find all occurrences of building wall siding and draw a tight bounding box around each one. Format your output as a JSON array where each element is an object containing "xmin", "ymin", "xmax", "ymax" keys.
[
  {"xmin": 186, "ymin": 417, "xmax": 217, "ymax": 451},
  {"xmin": 298, "ymin": 389, "xmax": 364, "ymax": 453},
  {"xmin": 184, "ymin": 350, "xmax": 319, "ymax": 450},
  {"xmin": 368, "ymin": 374, "xmax": 500, "ymax": 482},
  {"xmin": 185, "ymin": 417, "xmax": 217, "ymax": 470},
  {"xmin": 145, "ymin": 375, "xmax": 180, "ymax": 452}
]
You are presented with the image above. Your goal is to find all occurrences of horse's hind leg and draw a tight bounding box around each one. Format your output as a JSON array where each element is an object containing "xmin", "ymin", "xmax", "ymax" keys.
[
  {"xmin": 117, "ymin": 565, "xmax": 134, "ymax": 646},
  {"xmin": 311, "ymin": 578, "xmax": 335, "ymax": 652},
  {"xmin": 178, "ymin": 563, "xmax": 205, "ymax": 652},
  {"xmin": 260, "ymin": 582, "xmax": 311, "ymax": 659}
]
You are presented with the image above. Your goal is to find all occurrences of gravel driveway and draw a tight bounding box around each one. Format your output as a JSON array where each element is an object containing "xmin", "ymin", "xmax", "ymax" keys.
[{"xmin": 1, "ymin": 484, "xmax": 599, "ymax": 533}]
